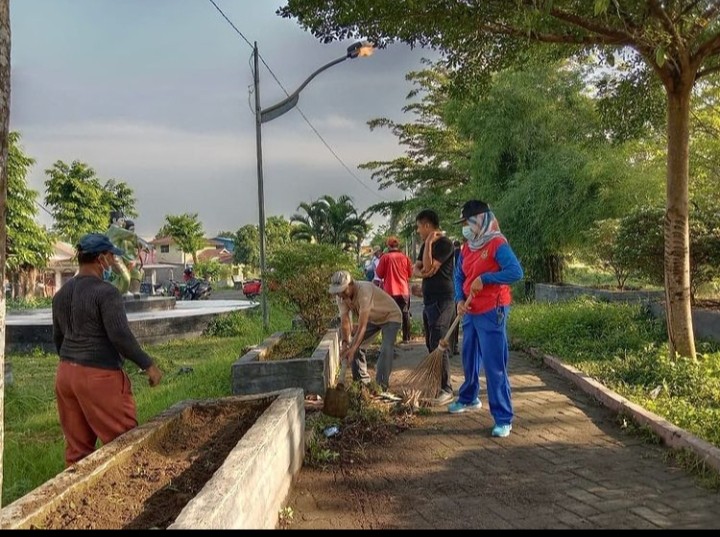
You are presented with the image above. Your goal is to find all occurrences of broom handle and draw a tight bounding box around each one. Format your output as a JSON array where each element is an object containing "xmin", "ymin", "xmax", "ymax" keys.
[{"xmin": 440, "ymin": 294, "xmax": 474, "ymax": 344}]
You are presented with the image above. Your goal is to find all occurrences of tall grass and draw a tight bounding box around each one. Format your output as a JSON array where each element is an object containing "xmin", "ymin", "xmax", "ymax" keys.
[
  {"xmin": 510, "ymin": 298, "xmax": 720, "ymax": 450},
  {"xmin": 2, "ymin": 304, "xmax": 293, "ymax": 506}
]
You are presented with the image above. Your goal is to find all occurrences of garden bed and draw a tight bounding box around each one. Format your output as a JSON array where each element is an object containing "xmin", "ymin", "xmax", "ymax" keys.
[
  {"xmin": 232, "ymin": 329, "xmax": 339, "ymax": 397},
  {"xmin": 0, "ymin": 389, "xmax": 305, "ymax": 530}
]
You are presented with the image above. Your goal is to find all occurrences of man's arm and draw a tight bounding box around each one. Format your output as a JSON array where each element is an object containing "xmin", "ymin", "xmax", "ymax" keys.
[
  {"xmin": 345, "ymin": 308, "xmax": 371, "ymax": 360},
  {"xmin": 52, "ymin": 299, "xmax": 64, "ymax": 354},
  {"xmin": 454, "ymin": 251, "xmax": 467, "ymax": 303},
  {"xmin": 375, "ymin": 255, "xmax": 387, "ymax": 280}
]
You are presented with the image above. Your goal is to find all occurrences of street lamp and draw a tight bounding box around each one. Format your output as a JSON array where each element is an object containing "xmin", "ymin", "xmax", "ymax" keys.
[{"xmin": 253, "ymin": 40, "xmax": 375, "ymax": 332}]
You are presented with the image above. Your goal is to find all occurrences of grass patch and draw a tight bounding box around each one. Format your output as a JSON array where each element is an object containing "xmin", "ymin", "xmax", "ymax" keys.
[
  {"xmin": 6, "ymin": 296, "xmax": 53, "ymax": 310},
  {"xmin": 264, "ymin": 330, "xmax": 319, "ymax": 361},
  {"xmin": 510, "ymin": 298, "xmax": 720, "ymax": 460},
  {"xmin": 2, "ymin": 303, "xmax": 294, "ymax": 506}
]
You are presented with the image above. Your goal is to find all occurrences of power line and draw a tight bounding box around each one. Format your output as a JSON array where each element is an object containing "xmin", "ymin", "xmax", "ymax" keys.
[
  {"xmin": 35, "ymin": 200, "xmax": 53, "ymax": 217},
  {"xmin": 207, "ymin": 0, "xmax": 390, "ymax": 202},
  {"xmin": 207, "ymin": 0, "xmax": 253, "ymax": 49}
]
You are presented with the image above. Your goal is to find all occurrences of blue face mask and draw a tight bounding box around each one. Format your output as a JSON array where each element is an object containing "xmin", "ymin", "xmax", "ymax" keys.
[
  {"xmin": 103, "ymin": 268, "xmax": 113, "ymax": 281},
  {"xmin": 462, "ymin": 225, "xmax": 474, "ymax": 241}
]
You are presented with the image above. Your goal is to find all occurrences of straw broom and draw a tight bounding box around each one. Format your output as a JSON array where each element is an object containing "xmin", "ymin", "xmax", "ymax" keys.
[{"xmin": 403, "ymin": 294, "xmax": 473, "ymax": 404}]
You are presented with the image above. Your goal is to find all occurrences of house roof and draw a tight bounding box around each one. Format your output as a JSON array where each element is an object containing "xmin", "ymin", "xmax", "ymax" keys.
[
  {"xmin": 50, "ymin": 241, "xmax": 76, "ymax": 262},
  {"xmin": 197, "ymin": 248, "xmax": 234, "ymax": 264},
  {"xmin": 150, "ymin": 236, "xmax": 224, "ymax": 248}
]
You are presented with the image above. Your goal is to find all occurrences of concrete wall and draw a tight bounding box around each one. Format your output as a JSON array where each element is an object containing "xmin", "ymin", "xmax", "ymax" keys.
[
  {"xmin": 5, "ymin": 310, "xmax": 220, "ymax": 353},
  {"xmin": 0, "ymin": 390, "xmax": 305, "ymax": 530},
  {"xmin": 648, "ymin": 302, "xmax": 720, "ymax": 344},
  {"xmin": 535, "ymin": 283, "xmax": 665, "ymax": 305},
  {"xmin": 170, "ymin": 389, "xmax": 305, "ymax": 529},
  {"xmin": 232, "ymin": 330, "xmax": 340, "ymax": 397}
]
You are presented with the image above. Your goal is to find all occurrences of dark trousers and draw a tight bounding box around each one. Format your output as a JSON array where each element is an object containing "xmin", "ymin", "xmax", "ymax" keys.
[
  {"xmin": 392, "ymin": 294, "xmax": 411, "ymax": 342},
  {"xmin": 422, "ymin": 298, "xmax": 455, "ymax": 393}
]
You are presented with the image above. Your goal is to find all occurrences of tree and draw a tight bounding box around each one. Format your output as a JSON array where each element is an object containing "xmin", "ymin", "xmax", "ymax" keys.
[
  {"xmin": 44, "ymin": 160, "xmax": 138, "ymax": 244},
  {"xmin": 161, "ymin": 213, "xmax": 205, "ymax": 265},
  {"xmin": 233, "ymin": 216, "xmax": 292, "ymax": 272},
  {"xmin": 6, "ymin": 133, "xmax": 53, "ymax": 297},
  {"xmin": 233, "ymin": 224, "xmax": 260, "ymax": 269},
  {"xmin": 280, "ymin": 0, "xmax": 720, "ymax": 359},
  {"xmin": 290, "ymin": 195, "xmax": 369, "ymax": 252},
  {"xmin": 450, "ymin": 64, "xmax": 662, "ymax": 283},
  {"xmin": 1, "ymin": 0, "xmax": 11, "ymax": 508},
  {"xmin": 102, "ymin": 179, "xmax": 138, "ymax": 219}
]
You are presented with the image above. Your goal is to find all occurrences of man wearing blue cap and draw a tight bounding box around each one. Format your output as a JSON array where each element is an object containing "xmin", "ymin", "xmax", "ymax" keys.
[{"xmin": 52, "ymin": 232, "xmax": 164, "ymax": 466}]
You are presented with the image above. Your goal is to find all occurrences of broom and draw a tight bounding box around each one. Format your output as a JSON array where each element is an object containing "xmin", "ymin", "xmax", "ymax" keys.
[{"xmin": 403, "ymin": 293, "xmax": 473, "ymax": 404}]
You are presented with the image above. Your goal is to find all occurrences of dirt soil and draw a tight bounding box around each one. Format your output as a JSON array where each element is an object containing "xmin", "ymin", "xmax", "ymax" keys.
[{"xmin": 37, "ymin": 398, "xmax": 271, "ymax": 530}]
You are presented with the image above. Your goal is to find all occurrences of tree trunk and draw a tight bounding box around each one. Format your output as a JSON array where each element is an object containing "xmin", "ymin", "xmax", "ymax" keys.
[
  {"xmin": 0, "ymin": 0, "xmax": 11, "ymax": 508},
  {"xmin": 664, "ymin": 86, "xmax": 695, "ymax": 360}
]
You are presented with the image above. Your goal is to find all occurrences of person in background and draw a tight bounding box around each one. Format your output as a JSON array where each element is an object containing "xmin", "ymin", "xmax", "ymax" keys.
[
  {"xmin": 414, "ymin": 209, "xmax": 456, "ymax": 406},
  {"xmin": 329, "ymin": 270, "xmax": 401, "ymax": 392},
  {"xmin": 52, "ymin": 233, "xmax": 163, "ymax": 466},
  {"xmin": 450, "ymin": 240, "xmax": 463, "ymax": 355},
  {"xmin": 371, "ymin": 248, "xmax": 384, "ymax": 287},
  {"xmin": 450, "ymin": 200, "xmax": 523, "ymax": 439},
  {"xmin": 375, "ymin": 236, "xmax": 414, "ymax": 343}
]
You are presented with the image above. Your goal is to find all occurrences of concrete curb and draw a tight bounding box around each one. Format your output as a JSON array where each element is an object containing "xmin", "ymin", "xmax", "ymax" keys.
[{"xmin": 519, "ymin": 344, "xmax": 720, "ymax": 475}]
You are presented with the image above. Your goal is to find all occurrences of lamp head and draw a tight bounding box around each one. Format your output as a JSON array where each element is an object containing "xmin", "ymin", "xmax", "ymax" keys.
[{"xmin": 347, "ymin": 41, "xmax": 374, "ymax": 59}]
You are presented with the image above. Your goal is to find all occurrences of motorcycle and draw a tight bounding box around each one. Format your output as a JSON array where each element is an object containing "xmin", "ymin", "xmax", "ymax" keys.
[
  {"xmin": 242, "ymin": 279, "xmax": 262, "ymax": 301},
  {"xmin": 159, "ymin": 278, "xmax": 211, "ymax": 300},
  {"xmin": 183, "ymin": 277, "xmax": 212, "ymax": 300}
]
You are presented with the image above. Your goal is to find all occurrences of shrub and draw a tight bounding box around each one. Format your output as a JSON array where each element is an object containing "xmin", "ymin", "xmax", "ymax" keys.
[
  {"xmin": 267, "ymin": 243, "xmax": 358, "ymax": 337},
  {"xmin": 616, "ymin": 204, "xmax": 720, "ymax": 301},
  {"xmin": 580, "ymin": 219, "xmax": 635, "ymax": 290}
]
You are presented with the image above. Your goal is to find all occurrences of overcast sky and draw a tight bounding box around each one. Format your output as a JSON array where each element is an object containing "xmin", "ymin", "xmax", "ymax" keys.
[{"xmin": 10, "ymin": 0, "xmax": 435, "ymax": 239}]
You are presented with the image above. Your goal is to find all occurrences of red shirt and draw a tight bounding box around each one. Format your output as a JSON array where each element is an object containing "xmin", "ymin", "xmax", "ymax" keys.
[
  {"xmin": 460, "ymin": 238, "xmax": 512, "ymax": 314},
  {"xmin": 375, "ymin": 250, "xmax": 413, "ymax": 297}
]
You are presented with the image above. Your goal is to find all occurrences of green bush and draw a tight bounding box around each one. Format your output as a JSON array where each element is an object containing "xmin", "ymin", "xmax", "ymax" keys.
[
  {"xmin": 267, "ymin": 242, "xmax": 358, "ymax": 337},
  {"xmin": 616, "ymin": 204, "xmax": 720, "ymax": 300},
  {"xmin": 6, "ymin": 296, "xmax": 53, "ymax": 310}
]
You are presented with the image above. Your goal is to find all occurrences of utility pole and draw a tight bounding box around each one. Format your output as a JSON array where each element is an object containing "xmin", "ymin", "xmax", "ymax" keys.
[{"xmin": 253, "ymin": 42, "xmax": 269, "ymax": 332}]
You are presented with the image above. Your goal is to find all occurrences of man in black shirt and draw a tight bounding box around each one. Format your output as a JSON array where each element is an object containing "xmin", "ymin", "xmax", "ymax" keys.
[
  {"xmin": 53, "ymin": 233, "xmax": 163, "ymax": 466},
  {"xmin": 414, "ymin": 209, "xmax": 455, "ymax": 405}
]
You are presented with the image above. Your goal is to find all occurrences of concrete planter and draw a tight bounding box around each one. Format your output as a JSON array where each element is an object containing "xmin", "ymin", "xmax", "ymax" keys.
[
  {"xmin": 0, "ymin": 389, "xmax": 305, "ymax": 530},
  {"xmin": 232, "ymin": 329, "xmax": 340, "ymax": 397},
  {"xmin": 534, "ymin": 283, "xmax": 664, "ymax": 305}
]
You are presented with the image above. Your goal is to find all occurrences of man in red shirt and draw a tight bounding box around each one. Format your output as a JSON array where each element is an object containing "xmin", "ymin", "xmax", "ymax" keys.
[{"xmin": 375, "ymin": 236, "xmax": 414, "ymax": 343}]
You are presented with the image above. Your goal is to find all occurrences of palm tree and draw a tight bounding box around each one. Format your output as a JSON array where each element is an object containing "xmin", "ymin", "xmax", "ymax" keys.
[{"xmin": 290, "ymin": 195, "xmax": 369, "ymax": 252}]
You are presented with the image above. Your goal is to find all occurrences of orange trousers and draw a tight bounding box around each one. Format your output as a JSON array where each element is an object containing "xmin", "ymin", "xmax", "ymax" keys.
[{"xmin": 55, "ymin": 360, "xmax": 138, "ymax": 466}]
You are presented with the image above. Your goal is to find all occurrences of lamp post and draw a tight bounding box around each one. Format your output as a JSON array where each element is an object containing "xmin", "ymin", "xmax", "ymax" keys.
[{"xmin": 253, "ymin": 40, "xmax": 374, "ymax": 332}]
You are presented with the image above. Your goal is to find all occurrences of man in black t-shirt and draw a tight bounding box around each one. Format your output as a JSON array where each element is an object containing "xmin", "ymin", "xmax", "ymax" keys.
[{"xmin": 414, "ymin": 209, "xmax": 455, "ymax": 405}]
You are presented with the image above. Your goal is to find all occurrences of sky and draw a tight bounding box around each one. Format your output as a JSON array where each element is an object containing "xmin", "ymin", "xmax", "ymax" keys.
[{"xmin": 10, "ymin": 0, "xmax": 435, "ymax": 239}]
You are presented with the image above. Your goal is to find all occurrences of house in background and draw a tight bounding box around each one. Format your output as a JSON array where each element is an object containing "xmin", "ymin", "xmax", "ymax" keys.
[{"xmin": 211, "ymin": 236, "xmax": 235, "ymax": 253}]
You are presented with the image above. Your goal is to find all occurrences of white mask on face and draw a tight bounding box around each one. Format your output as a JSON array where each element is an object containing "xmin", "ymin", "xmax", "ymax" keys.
[{"xmin": 462, "ymin": 225, "xmax": 474, "ymax": 241}]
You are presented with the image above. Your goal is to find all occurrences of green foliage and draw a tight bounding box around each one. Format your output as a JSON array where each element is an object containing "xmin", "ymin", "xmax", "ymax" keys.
[
  {"xmin": 449, "ymin": 64, "xmax": 661, "ymax": 283},
  {"xmin": 617, "ymin": 205, "xmax": 720, "ymax": 300},
  {"xmin": 204, "ymin": 301, "xmax": 294, "ymax": 338},
  {"xmin": 233, "ymin": 216, "xmax": 291, "ymax": 271},
  {"xmin": 290, "ymin": 195, "xmax": 369, "ymax": 253},
  {"xmin": 192, "ymin": 258, "xmax": 229, "ymax": 282},
  {"xmin": 6, "ymin": 296, "xmax": 53, "ymax": 310},
  {"xmin": 265, "ymin": 330, "xmax": 319, "ymax": 361},
  {"xmin": 44, "ymin": 159, "xmax": 137, "ymax": 244},
  {"xmin": 267, "ymin": 242, "xmax": 358, "ymax": 337},
  {"xmin": 579, "ymin": 219, "xmax": 636, "ymax": 290},
  {"xmin": 6, "ymin": 132, "xmax": 54, "ymax": 273},
  {"xmin": 160, "ymin": 213, "xmax": 205, "ymax": 264},
  {"xmin": 511, "ymin": 299, "xmax": 720, "ymax": 448}
]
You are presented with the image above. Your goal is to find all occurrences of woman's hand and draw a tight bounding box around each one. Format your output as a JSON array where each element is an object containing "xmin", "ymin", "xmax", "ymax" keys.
[{"xmin": 470, "ymin": 277, "xmax": 484, "ymax": 295}]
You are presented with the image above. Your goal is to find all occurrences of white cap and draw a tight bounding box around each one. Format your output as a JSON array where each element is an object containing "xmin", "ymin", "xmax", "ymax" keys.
[{"xmin": 328, "ymin": 270, "xmax": 353, "ymax": 294}]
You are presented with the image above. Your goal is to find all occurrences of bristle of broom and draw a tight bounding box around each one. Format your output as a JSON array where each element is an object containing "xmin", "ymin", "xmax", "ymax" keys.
[{"xmin": 403, "ymin": 347, "xmax": 445, "ymax": 402}]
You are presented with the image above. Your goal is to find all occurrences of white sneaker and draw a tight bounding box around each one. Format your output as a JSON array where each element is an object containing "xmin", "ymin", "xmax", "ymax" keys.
[{"xmin": 432, "ymin": 390, "xmax": 454, "ymax": 406}]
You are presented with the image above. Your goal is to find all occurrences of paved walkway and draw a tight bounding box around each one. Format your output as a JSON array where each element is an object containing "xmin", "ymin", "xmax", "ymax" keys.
[{"xmin": 285, "ymin": 341, "xmax": 720, "ymax": 529}]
